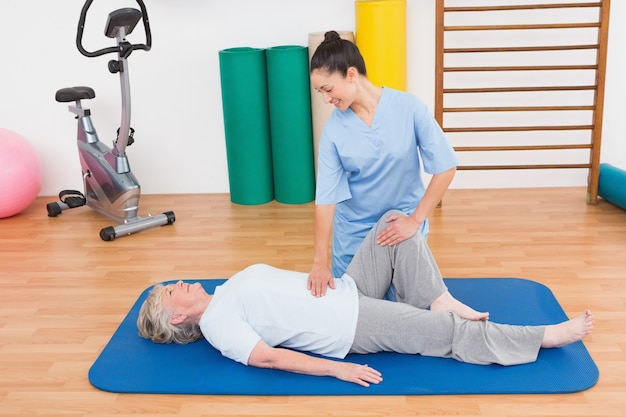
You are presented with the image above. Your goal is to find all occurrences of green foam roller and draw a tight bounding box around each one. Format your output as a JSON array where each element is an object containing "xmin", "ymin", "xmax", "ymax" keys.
[
  {"xmin": 598, "ymin": 163, "xmax": 626, "ymax": 211},
  {"xmin": 266, "ymin": 45, "xmax": 315, "ymax": 204},
  {"xmin": 219, "ymin": 47, "xmax": 274, "ymax": 205}
]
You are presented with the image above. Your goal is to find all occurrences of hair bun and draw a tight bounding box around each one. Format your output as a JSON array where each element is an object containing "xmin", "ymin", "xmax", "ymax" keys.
[{"xmin": 323, "ymin": 30, "xmax": 341, "ymax": 42}]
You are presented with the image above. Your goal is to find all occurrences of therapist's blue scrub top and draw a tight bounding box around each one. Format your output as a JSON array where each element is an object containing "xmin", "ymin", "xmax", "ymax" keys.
[{"xmin": 315, "ymin": 87, "xmax": 459, "ymax": 277}]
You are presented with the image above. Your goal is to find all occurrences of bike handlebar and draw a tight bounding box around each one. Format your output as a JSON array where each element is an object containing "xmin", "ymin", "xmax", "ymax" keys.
[{"xmin": 76, "ymin": 0, "xmax": 152, "ymax": 58}]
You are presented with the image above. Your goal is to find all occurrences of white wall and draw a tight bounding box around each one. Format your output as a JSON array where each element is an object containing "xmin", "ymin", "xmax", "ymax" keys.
[{"xmin": 0, "ymin": 0, "xmax": 624, "ymax": 196}]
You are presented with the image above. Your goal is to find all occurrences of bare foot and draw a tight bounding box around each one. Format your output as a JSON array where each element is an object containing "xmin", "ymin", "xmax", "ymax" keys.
[
  {"xmin": 541, "ymin": 310, "xmax": 594, "ymax": 348},
  {"xmin": 430, "ymin": 291, "xmax": 489, "ymax": 321}
]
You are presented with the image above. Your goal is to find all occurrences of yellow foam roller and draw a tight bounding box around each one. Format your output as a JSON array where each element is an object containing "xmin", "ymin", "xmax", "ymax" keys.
[{"xmin": 355, "ymin": 0, "xmax": 407, "ymax": 91}]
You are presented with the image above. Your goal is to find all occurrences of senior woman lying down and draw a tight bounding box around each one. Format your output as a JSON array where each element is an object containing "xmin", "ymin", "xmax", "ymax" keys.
[{"xmin": 137, "ymin": 210, "xmax": 593, "ymax": 387}]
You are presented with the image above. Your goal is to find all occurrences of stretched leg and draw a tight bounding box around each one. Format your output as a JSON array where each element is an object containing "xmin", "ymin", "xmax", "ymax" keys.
[
  {"xmin": 351, "ymin": 295, "xmax": 544, "ymax": 365},
  {"xmin": 347, "ymin": 210, "xmax": 488, "ymax": 320},
  {"xmin": 351, "ymin": 295, "xmax": 594, "ymax": 365}
]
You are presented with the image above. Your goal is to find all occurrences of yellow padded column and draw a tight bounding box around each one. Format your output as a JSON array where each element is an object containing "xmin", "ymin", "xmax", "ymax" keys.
[{"xmin": 355, "ymin": 0, "xmax": 407, "ymax": 91}]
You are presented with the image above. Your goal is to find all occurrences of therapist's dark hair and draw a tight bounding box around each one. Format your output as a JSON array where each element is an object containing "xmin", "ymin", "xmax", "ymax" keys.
[{"xmin": 310, "ymin": 30, "xmax": 367, "ymax": 77}]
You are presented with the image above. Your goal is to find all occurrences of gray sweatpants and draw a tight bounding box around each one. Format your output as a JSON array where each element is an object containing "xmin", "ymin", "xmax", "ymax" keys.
[{"xmin": 346, "ymin": 210, "xmax": 545, "ymax": 366}]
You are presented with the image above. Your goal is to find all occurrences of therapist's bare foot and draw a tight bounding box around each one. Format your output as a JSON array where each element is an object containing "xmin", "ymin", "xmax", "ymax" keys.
[
  {"xmin": 542, "ymin": 310, "xmax": 594, "ymax": 348},
  {"xmin": 430, "ymin": 291, "xmax": 489, "ymax": 321}
]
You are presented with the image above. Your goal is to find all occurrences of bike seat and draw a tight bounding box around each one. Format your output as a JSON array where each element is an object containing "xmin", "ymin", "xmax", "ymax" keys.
[{"xmin": 55, "ymin": 86, "xmax": 96, "ymax": 103}]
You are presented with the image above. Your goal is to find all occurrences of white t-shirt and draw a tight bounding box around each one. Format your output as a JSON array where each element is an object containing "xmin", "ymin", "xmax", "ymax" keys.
[{"xmin": 198, "ymin": 264, "xmax": 359, "ymax": 365}]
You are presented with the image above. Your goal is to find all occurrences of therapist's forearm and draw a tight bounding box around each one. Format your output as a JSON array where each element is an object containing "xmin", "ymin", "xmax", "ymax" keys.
[
  {"xmin": 313, "ymin": 204, "xmax": 335, "ymax": 266},
  {"xmin": 411, "ymin": 167, "xmax": 456, "ymax": 224}
]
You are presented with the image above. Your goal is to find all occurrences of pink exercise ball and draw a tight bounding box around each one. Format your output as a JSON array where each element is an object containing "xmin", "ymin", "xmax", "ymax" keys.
[{"xmin": 0, "ymin": 128, "xmax": 42, "ymax": 218}]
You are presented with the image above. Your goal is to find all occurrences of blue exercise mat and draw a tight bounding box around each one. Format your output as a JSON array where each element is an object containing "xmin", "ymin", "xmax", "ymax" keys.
[{"xmin": 89, "ymin": 278, "xmax": 598, "ymax": 395}]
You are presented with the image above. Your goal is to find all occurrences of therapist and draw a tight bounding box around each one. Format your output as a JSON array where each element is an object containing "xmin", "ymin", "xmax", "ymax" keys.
[{"xmin": 308, "ymin": 31, "xmax": 458, "ymax": 297}]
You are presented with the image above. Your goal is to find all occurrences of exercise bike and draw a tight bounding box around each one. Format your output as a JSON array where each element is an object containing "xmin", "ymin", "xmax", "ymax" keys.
[{"xmin": 47, "ymin": 0, "xmax": 175, "ymax": 241}]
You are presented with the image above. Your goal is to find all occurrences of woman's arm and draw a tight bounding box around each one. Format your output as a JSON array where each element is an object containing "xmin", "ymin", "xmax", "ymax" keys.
[
  {"xmin": 308, "ymin": 204, "xmax": 336, "ymax": 297},
  {"xmin": 377, "ymin": 167, "xmax": 456, "ymax": 246},
  {"xmin": 248, "ymin": 339, "xmax": 382, "ymax": 387}
]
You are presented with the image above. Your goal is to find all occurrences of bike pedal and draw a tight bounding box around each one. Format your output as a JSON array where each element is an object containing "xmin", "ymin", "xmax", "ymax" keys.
[
  {"xmin": 64, "ymin": 196, "xmax": 87, "ymax": 208},
  {"xmin": 59, "ymin": 190, "xmax": 87, "ymax": 208},
  {"xmin": 116, "ymin": 127, "xmax": 135, "ymax": 146}
]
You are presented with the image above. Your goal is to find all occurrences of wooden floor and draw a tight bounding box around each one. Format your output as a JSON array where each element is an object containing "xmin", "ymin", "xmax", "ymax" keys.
[{"xmin": 1, "ymin": 188, "xmax": 625, "ymax": 416}]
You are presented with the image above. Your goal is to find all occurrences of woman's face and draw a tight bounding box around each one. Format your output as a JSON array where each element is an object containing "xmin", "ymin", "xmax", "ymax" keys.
[
  {"xmin": 310, "ymin": 68, "xmax": 357, "ymax": 112},
  {"xmin": 161, "ymin": 280, "xmax": 206, "ymax": 316}
]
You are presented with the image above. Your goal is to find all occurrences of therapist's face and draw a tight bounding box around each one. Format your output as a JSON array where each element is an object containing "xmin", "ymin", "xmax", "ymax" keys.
[{"xmin": 310, "ymin": 67, "xmax": 358, "ymax": 112}]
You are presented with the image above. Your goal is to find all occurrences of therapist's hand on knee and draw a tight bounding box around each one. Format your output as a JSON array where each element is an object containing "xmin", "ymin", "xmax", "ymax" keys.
[
  {"xmin": 377, "ymin": 214, "xmax": 420, "ymax": 246},
  {"xmin": 308, "ymin": 263, "xmax": 335, "ymax": 297}
]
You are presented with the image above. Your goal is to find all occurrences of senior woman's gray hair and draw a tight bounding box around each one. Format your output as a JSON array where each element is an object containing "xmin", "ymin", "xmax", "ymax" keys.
[{"xmin": 137, "ymin": 284, "xmax": 203, "ymax": 344}]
